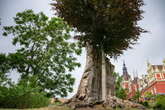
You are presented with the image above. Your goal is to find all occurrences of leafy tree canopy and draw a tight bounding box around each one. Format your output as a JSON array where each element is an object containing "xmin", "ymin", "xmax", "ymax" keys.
[
  {"xmin": 52, "ymin": 0, "xmax": 146, "ymax": 57},
  {"xmin": 2, "ymin": 10, "xmax": 82, "ymax": 97},
  {"xmin": 0, "ymin": 54, "xmax": 12, "ymax": 86}
]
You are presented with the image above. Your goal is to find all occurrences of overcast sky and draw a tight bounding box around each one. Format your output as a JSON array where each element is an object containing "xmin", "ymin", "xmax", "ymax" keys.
[{"xmin": 0, "ymin": 0, "xmax": 165, "ymax": 97}]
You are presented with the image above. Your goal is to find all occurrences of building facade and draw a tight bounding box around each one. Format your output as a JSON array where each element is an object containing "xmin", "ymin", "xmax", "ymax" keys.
[
  {"xmin": 140, "ymin": 63, "xmax": 165, "ymax": 98},
  {"xmin": 121, "ymin": 61, "xmax": 165, "ymax": 99},
  {"xmin": 121, "ymin": 62, "xmax": 139, "ymax": 99}
]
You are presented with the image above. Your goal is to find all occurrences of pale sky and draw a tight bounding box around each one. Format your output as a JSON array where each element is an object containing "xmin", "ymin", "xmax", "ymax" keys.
[{"xmin": 0, "ymin": 0, "xmax": 165, "ymax": 97}]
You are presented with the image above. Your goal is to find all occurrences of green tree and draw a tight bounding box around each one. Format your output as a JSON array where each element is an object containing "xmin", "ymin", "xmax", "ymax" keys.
[
  {"xmin": 0, "ymin": 79, "xmax": 49, "ymax": 108},
  {"xmin": 144, "ymin": 92, "xmax": 154, "ymax": 100},
  {"xmin": 133, "ymin": 91, "xmax": 141, "ymax": 102},
  {"xmin": 52, "ymin": 0, "xmax": 146, "ymax": 56},
  {"xmin": 154, "ymin": 95, "xmax": 165, "ymax": 110},
  {"xmin": 2, "ymin": 10, "xmax": 82, "ymax": 97},
  {"xmin": 113, "ymin": 72, "xmax": 127, "ymax": 99},
  {"xmin": 0, "ymin": 54, "xmax": 12, "ymax": 86},
  {"xmin": 52, "ymin": 0, "xmax": 146, "ymax": 102}
]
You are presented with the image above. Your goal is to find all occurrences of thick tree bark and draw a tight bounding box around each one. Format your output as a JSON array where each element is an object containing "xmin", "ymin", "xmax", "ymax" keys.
[
  {"xmin": 69, "ymin": 43, "xmax": 115, "ymax": 104},
  {"xmin": 67, "ymin": 44, "xmax": 145, "ymax": 110},
  {"xmin": 101, "ymin": 49, "xmax": 106, "ymax": 101},
  {"xmin": 74, "ymin": 43, "xmax": 102, "ymax": 103}
]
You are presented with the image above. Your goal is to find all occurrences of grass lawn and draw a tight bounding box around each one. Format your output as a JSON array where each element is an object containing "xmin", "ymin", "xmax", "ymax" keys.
[{"xmin": 0, "ymin": 105, "xmax": 71, "ymax": 110}]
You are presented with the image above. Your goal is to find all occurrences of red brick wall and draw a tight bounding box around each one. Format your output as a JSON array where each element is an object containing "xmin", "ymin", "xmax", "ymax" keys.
[
  {"xmin": 163, "ymin": 73, "xmax": 165, "ymax": 79},
  {"xmin": 155, "ymin": 73, "xmax": 165, "ymax": 80},
  {"xmin": 156, "ymin": 81, "xmax": 165, "ymax": 94},
  {"xmin": 141, "ymin": 82, "xmax": 157, "ymax": 96},
  {"xmin": 142, "ymin": 81, "xmax": 165, "ymax": 96},
  {"xmin": 123, "ymin": 82, "xmax": 129, "ymax": 89},
  {"xmin": 128, "ymin": 83, "xmax": 139, "ymax": 99}
]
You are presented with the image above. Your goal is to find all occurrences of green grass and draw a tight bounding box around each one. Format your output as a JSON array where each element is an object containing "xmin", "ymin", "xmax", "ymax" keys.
[{"xmin": 0, "ymin": 105, "xmax": 72, "ymax": 110}]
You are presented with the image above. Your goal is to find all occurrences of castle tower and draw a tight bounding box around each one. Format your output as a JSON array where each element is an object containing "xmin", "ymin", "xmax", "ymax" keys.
[
  {"xmin": 121, "ymin": 61, "xmax": 131, "ymax": 92},
  {"xmin": 122, "ymin": 61, "xmax": 130, "ymax": 81}
]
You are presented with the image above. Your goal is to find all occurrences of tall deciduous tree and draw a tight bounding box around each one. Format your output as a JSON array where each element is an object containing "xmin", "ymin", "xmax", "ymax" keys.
[
  {"xmin": 52, "ymin": 0, "xmax": 146, "ymax": 56},
  {"xmin": 2, "ymin": 10, "xmax": 82, "ymax": 97},
  {"xmin": 52, "ymin": 0, "xmax": 146, "ymax": 103}
]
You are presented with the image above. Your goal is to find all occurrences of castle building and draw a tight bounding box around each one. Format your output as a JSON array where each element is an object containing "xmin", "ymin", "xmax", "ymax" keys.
[
  {"xmin": 141, "ymin": 63, "xmax": 165, "ymax": 98},
  {"xmin": 121, "ymin": 62, "xmax": 139, "ymax": 99},
  {"xmin": 121, "ymin": 61, "xmax": 165, "ymax": 100}
]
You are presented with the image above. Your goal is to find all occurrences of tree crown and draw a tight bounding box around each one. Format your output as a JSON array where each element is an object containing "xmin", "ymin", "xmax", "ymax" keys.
[
  {"xmin": 2, "ymin": 10, "xmax": 81, "ymax": 97},
  {"xmin": 52, "ymin": 0, "xmax": 146, "ymax": 57}
]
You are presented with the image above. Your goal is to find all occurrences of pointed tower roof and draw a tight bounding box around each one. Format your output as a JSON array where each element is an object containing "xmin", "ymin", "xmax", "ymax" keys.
[{"xmin": 122, "ymin": 61, "xmax": 130, "ymax": 81}]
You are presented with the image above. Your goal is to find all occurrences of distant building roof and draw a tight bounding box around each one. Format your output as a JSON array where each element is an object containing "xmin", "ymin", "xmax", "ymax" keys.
[{"xmin": 150, "ymin": 65, "xmax": 165, "ymax": 72}]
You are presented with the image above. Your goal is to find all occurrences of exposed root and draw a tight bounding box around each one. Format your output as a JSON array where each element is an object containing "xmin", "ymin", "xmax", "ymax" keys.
[{"xmin": 65, "ymin": 96, "xmax": 145, "ymax": 110}]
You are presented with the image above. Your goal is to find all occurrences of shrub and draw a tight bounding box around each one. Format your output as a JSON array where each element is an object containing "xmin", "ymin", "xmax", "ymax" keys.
[
  {"xmin": 0, "ymin": 85, "xmax": 49, "ymax": 108},
  {"xmin": 15, "ymin": 92, "xmax": 49, "ymax": 108},
  {"xmin": 154, "ymin": 95, "xmax": 165, "ymax": 110},
  {"xmin": 139, "ymin": 101, "xmax": 149, "ymax": 107}
]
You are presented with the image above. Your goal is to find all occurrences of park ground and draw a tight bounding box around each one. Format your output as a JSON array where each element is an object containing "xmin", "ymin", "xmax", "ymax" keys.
[{"xmin": 0, "ymin": 105, "xmax": 154, "ymax": 110}]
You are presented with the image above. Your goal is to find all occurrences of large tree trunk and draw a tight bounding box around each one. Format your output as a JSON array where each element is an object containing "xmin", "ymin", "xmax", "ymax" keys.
[
  {"xmin": 74, "ymin": 43, "xmax": 102, "ymax": 103},
  {"xmin": 67, "ymin": 44, "xmax": 145, "ymax": 110},
  {"xmin": 69, "ymin": 43, "xmax": 115, "ymax": 104}
]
